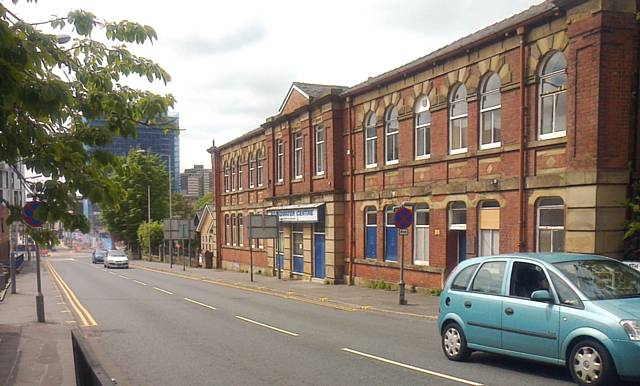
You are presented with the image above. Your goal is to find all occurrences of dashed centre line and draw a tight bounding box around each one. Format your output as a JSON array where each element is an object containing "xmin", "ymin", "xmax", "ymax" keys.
[
  {"xmin": 153, "ymin": 287, "xmax": 174, "ymax": 295},
  {"xmin": 234, "ymin": 315, "xmax": 299, "ymax": 337},
  {"xmin": 133, "ymin": 280, "xmax": 147, "ymax": 286},
  {"xmin": 341, "ymin": 348, "xmax": 483, "ymax": 386},
  {"xmin": 184, "ymin": 297, "xmax": 217, "ymax": 310},
  {"xmin": 118, "ymin": 274, "xmax": 130, "ymax": 279}
]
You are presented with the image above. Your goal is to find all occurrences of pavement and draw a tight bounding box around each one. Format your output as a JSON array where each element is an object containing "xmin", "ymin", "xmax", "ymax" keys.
[
  {"xmin": 0, "ymin": 257, "xmax": 76, "ymax": 386},
  {"xmin": 132, "ymin": 258, "xmax": 442, "ymax": 319}
]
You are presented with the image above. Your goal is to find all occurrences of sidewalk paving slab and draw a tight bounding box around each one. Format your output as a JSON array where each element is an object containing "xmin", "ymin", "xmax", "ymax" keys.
[
  {"xmin": 132, "ymin": 259, "xmax": 441, "ymax": 319},
  {"xmin": 0, "ymin": 259, "xmax": 76, "ymax": 386}
]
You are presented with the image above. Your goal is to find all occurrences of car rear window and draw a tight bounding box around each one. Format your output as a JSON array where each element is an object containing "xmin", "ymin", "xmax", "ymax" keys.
[{"xmin": 450, "ymin": 264, "xmax": 479, "ymax": 291}]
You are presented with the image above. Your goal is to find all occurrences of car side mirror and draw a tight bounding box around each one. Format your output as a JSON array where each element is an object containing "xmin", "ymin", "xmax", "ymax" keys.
[{"xmin": 531, "ymin": 289, "xmax": 552, "ymax": 303}]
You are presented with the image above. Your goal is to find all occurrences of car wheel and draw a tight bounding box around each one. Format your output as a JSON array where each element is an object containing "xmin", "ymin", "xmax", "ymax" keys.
[
  {"xmin": 442, "ymin": 322, "xmax": 471, "ymax": 362},
  {"xmin": 569, "ymin": 339, "xmax": 617, "ymax": 386}
]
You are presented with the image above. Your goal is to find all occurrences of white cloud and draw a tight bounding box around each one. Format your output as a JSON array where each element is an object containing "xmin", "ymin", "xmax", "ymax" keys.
[{"xmin": 12, "ymin": 0, "xmax": 542, "ymax": 172}]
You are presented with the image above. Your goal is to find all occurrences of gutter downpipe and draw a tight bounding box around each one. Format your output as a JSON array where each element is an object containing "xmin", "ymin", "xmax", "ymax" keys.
[
  {"xmin": 348, "ymin": 97, "xmax": 355, "ymax": 286},
  {"xmin": 517, "ymin": 25, "xmax": 527, "ymax": 252}
]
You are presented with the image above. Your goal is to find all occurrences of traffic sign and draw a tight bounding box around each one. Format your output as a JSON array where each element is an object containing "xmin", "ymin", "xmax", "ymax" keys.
[
  {"xmin": 23, "ymin": 201, "xmax": 43, "ymax": 228},
  {"xmin": 399, "ymin": 228, "xmax": 409, "ymax": 236},
  {"xmin": 394, "ymin": 207, "xmax": 413, "ymax": 229}
]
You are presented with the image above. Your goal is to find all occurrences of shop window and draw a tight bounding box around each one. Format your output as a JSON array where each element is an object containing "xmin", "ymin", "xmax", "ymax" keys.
[
  {"xmin": 385, "ymin": 106, "xmax": 399, "ymax": 165},
  {"xmin": 385, "ymin": 206, "xmax": 398, "ymax": 262},
  {"xmin": 365, "ymin": 207, "xmax": 377, "ymax": 259},
  {"xmin": 479, "ymin": 201, "xmax": 500, "ymax": 256},
  {"xmin": 449, "ymin": 201, "xmax": 467, "ymax": 230},
  {"xmin": 449, "ymin": 84, "xmax": 468, "ymax": 154},
  {"xmin": 536, "ymin": 197, "xmax": 565, "ymax": 252},
  {"xmin": 414, "ymin": 96, "xmax": 431, "ymax": 159},
  {"xmin": 539, "ymin": 51, "xmax": 567, "ymax": 139},
  {"xmin": 315, "ymin": 125, "xmax": 325, "ymax": 175},
  {"xmin": 364, "ymin": 112, "xmax": 377, "ymax": 168},
  {"xmin": 413, "ymin": 204, "xmax": 429, "ymax": 265},
  {"xmin": 480, "ymin": 73, "xmax": 501, "ymax": 149}
]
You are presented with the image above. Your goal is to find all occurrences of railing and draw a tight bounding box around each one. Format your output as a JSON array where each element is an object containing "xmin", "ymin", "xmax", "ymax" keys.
[{"xmin": 71, "ymin": 329, "xmax": 113, "ymax": 386}]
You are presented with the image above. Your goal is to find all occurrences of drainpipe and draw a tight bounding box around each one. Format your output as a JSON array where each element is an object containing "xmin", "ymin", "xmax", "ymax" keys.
[
  {"xmin": 348, "ymin": 97, "xmax": 355, "ymax": 286},
  {"xmin": 517, "ymin": 26, "xmax": 527, "ymax": 252}
]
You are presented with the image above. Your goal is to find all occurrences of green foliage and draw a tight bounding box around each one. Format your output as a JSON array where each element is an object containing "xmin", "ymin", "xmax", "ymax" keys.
[
  {"xmin": 137, "ymin": 220, "xmax": 164, "ymax": 254},
  {"xmin": 367, "ymin": 280, "xmax": 394, "ymax": 291},
  {"xmin": 194, "ymin": 193, "xmax": 212, "ymax": 212},
  {"xmin": 100, "ymin": 150, "xmax": 169, "ymax": 246},
  {"xmin": 172, "ymin": 192, "xmax": 195, "ymax": 219},
  {"xmin": 426, "ymin": 288, "xmax": 443, "ymax": 296},
  {"xmin": 625, "ymin": 183, "xmax": 640, "ymax": 239},
  {"xmin": 0, "ymin": 3, "xmax": 174, "ymax": 245}
]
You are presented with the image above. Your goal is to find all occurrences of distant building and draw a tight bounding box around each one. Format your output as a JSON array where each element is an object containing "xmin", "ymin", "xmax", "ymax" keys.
[
  {"xmin": 0, "ymin": 162, "xmax": 27, "ymax": 262},
  {"xmin": 180, "ymin": 165, "xmax": 211, "ymax": 198},
  {"xmin": 92, "ymin": 116, "xmax": 181, "ymax": 192}
]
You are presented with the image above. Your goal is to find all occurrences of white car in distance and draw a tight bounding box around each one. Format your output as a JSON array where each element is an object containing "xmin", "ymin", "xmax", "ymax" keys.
[{"xmin": 104, "ymin": 249, "xmax": 129, "ymax": 269}]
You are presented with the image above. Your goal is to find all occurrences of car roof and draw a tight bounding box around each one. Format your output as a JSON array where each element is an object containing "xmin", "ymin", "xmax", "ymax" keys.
[{"xmin": 457, "ymin": 252, "xmax": 611, "ymax": 267}]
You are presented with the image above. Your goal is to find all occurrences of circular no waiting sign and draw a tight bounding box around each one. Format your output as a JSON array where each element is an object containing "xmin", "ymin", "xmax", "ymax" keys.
[
  {"xmin": 23, "ymin": 201, "xmax": 44, "ymax": 228},
  {"xmin": 394, "ymin": 207, "xmax": 413, "ymax": 230}
]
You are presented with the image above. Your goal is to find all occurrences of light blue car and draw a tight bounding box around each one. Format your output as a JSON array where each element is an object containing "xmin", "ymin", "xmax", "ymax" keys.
[{"xmin": 438, "ymin": 253, "xmax": 640, "ymax": 386}]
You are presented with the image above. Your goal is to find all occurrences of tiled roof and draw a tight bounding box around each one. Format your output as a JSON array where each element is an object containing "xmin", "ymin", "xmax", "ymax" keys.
[
  {"xmin": 292, "ymin": 82, "xmax": 349, "ymax": 98},
  {"xmin": 343, "ymin": 0, "xmax": 559, "ymax": 96}
]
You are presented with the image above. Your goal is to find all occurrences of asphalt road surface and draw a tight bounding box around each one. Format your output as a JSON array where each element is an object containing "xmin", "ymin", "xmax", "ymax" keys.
[{"xmin": 49, "ymin": 252, "xmax": 580, "ymax": 386}]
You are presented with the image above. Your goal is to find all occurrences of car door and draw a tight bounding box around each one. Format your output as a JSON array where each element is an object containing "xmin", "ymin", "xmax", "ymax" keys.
[
  {"xmin": 462, "ymin": 260, "xmax": 507, "ymax": 349},
  {"xmin": 501, "ymin": 260, "xmax": 560, "ymax": 359}
]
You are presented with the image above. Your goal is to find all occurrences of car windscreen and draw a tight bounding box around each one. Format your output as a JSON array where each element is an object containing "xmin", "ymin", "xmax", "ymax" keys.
[
  {"xmin": 109, "ymin": 250, "xmax": 127, "ymax": 257},
  {"xmin": 95, "ymin": 250, "xmax": 107, "ymax": 256},
  {"xmin": 554, "ymin": 260, "xmax": 640, "ymax": 300}
]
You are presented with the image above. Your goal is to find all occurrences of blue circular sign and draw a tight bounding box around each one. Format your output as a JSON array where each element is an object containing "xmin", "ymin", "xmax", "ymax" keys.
[
  {"xmin": 394, "ymin": 207, "xmax": 413, "ymax": 229},
  {"xmin": 23, "ymin": 201, "xmax": 43, "ymax": 228}
]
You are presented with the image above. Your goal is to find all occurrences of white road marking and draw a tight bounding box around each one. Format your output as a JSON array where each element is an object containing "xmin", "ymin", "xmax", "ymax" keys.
[
  {"xmin": 153, "ymin": 287, "xmax": 174, "ymax": 295},
  {"xmin": 341, "ymin": 348, "xmax": 483, "ymax": 386},
  {"xmin": 133, "ymin": 280, "xmax": 147, "ymax": 286},
  {"xmin": 118, "ymin": 275, "xmax": 129, "ymax": 279},
  {"xmin": 184, "ymin": 298, "xmax": 217, "ymax": 310},
  {"xmin": 108, "ymin": 271, "xmax": 116, "ymax": 275},
  {"xmin": 234, "ymin": 315, "xmax": 299, "ymax": 337}
]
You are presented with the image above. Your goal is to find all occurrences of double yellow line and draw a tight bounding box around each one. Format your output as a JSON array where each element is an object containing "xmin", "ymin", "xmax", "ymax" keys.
[{"xmin": 47, "ymin": 262, "xmax": 97, "ymax": 327}]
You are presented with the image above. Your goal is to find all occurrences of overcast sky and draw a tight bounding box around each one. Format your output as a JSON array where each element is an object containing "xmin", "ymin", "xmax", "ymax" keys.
[{"xmin": 14, "ymin": 0, "xmax": 541, "ymax": 172}]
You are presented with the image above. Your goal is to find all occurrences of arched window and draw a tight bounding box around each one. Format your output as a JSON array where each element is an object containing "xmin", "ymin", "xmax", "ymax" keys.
[
  {"xmin": 449, "ymin": 84, "xmax": 468, "ymax": 154},
  {"xmin": 364, "ymin": 112, "xmax": 377, "ymax": 167},
  {"xmin": 248, "ymin": 152, "xmax": 255, "ymax": 188},
  {"xmin": 224, "ymin": 162, "xmax": 230, "ymax": 192},
  {"xmin": 237, "ymin": 156, "xmax": 243, "ymax": 190},
  {"xmin": 365, "ymin": 207, "xmax": 377, "ymax": 259},
  {"xmin": 230, "ymin": 159, "xmax": 236, "ymax": 191},
  {"xmin": 480, "ymin": 73, "xmax": 501, "ymax": 148},
  {"xmin": 256, "ymin": 150, "xmax": 264, "ymax": 186},
  {"xmin": 536, "ymin": 197, "xmax": 565, "ymax": 252},
  {"xmin": 449, "ymin": 201, "xmax": 467, "ymax": 230},
  {"xmin": 384, "ymin": 206, "xmax": 398, "ymax": 262},
  {"xmin": 539, "ymin": 51, "xmax": 567, "ymax": 139},
  {"xmin": 415, "ymin": 96, "xmax": 431, "ymax": 159},
  {"xmin": 478, "ymin": 201, "xmax": 500, "ymax": 256},
  {"xmin": 413, "ymin": 204, "xmax": 429, "ymax": 265},
  {"xmin": 385, "ymin": 106, "xmax": 399, "ymax": 164}
]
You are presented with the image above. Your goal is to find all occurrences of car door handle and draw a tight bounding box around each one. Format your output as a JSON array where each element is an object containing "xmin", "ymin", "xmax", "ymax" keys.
[
  {"xmin": 504, "ymin": 307, "xmax": 514, "ymax": 315},
  {"xmin": 464, "ymin": 301, "xmax": 472, "ymax": 309}
]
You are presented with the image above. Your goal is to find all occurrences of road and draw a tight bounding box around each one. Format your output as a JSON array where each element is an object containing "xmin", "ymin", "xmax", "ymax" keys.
[{"xmin": 49, "ymin": 252, "xmax": 577, "ymax": 386}]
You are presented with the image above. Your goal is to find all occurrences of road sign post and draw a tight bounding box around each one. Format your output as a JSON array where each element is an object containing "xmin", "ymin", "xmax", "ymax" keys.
[
  {"xmin": 23, "ymin": 201, "xmax": 45, "ymax": 322},
  {"xmin": 394, "ymin": 207, "xmax": 413, "ymax": 306}
]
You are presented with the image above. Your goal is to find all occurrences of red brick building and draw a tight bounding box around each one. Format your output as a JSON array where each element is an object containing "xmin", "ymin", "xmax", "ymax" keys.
[{"xmin": 205, "ymin": 0, "xmax": 640, "ymax": 289}]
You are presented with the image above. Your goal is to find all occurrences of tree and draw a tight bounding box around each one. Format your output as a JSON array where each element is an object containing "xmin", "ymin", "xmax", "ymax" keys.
[
  {"xmin": 194, "ymin": 193, "xmax": 212, "ymax": 212},
  {"xmin": 171, "ymin": 192, "xmax": 195, "ymax": 219},
  {"xmin": 137, "ymin": 220, "xmax": 163, "ymax": 255},
  {"xmin": 100, "ymin": 150, "xmax": 169, "ymax": 247},
  {"xmin": 0, "ymin": 2, "xmax": 174, "ymax": 245}
]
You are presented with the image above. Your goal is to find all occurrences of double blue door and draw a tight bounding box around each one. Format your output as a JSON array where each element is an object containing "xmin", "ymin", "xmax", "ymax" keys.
[{"xmin": 314, "ymin": 234, "xmax": 325, "ymax": 279}]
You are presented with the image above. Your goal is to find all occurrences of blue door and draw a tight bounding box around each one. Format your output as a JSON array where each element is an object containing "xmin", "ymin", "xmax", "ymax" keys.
[
  {"xmin": 314, "ymin": 234, "xmax": 325, "ymax": 279},
  {"xmin": 458, "ymin": 231, "xmax": 466, "ymax": 262},
  {"xmin": 385, "ymin": 228, "xmax": 398, "ymax": 262},
  {"xmin": 293, "ymin": 256, "xmax": 304, "ymax": 274}
]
